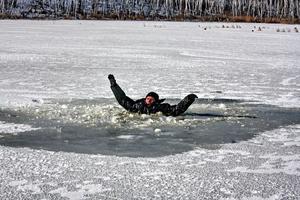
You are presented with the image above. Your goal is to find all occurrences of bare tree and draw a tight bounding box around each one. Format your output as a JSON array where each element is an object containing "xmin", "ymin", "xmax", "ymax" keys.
[{"xmin": 0, "ymin": 0, "xmax": 299, "ymax": 20}]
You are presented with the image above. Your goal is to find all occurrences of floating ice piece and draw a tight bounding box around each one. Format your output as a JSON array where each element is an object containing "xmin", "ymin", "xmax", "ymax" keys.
[
  {"xmin": 154, "ymin": 128, "xmax": 161, "ymax": 133},
  {"xmin": 218, "ymin": 103, "xmax": 226, "ymax": 109},
  {"xmin": 61, "ymin": 104, "xmax": 68, "ymax": 109}
]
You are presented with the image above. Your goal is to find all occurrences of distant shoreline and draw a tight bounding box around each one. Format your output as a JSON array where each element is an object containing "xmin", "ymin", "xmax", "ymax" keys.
[
  {"xmin": 1, "ymin": 15, "xmax": 299, "ymax": 24},
  {"xmin": 1, "ymin": 0, "xmax": 299, "ymax": 24}
]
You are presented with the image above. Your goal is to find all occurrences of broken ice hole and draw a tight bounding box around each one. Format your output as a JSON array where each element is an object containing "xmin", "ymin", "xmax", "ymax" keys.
[{"xmin": 0, "ymin": 98, "xmax": 300, "ymax": 157}]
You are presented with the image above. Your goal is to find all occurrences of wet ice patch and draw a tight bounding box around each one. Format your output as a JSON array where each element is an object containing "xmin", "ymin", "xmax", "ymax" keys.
[
  {"xmin": 227, "ymin": 125, "xmax": 300, "ymax": 176},
  {"xmin": 221, "ymin": 194, "xmax": 284, "ymax": 200},
  {"xmin": 9, "ymin": 180, "xmax": 42, "ymax": 195},
  {"xmin": 49, "ymin": 184, "xmax": 111, "ymax": 200},
  {"xmin": 227, "ymin": 154, "xmax": 300, "ymax": 176},
  {"xmin": 280, "ymin": 76, "xmax": 299, "ymax": 86},
  {"xmin": 9, "ymin": 180, "xmax": 28, "ymax": 187},
  {"xmin": 0, "ymin": 121, "xmax": 40, "ymax": 135},
  {"xmin": 260, "ymin": 124, "xmax": 300, "ymax": 147},
  {"xmin": 258, "ymin": 154, "xmax": 300, "ymax": 176}
]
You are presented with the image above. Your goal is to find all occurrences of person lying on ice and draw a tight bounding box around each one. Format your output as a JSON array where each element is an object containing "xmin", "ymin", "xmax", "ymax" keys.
[{"xmin": 108, "ymin": 74, "xmax": 198, "ymax": 116}]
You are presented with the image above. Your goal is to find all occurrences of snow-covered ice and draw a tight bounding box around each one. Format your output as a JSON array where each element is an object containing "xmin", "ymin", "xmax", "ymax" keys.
[
  {"xmin": 0, "ymin": 20, "xmax": 300, "ymax": 199},
  {"xmin": 0, "ymin": 20, "xmax": 299, "ymax": 108}
]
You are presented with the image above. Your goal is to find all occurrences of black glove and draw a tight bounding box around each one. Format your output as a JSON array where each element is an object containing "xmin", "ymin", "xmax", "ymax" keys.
[
  {"xmin": 175, "ymin": 94, "xmax": 198, "ymax": 115},
  {"xmin": 108, "ymin": 74, "xmax": 116, "ymax": 86},
  {"xmin": 180, "ymin": 94, "xmax": 198, "ymax": 105},
  {"xmin": 186, "ymin": 94, "xmax": 198, "ymax": 101}
]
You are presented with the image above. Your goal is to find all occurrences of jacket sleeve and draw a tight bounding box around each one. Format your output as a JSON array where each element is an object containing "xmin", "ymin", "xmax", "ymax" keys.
[
  {"xmin": 158, "ymin": 94, "xmax": 197, "ymax": 116},
  {"xmin": 110, "ymin": 83, "xmax": 135, "ymax": 111}
]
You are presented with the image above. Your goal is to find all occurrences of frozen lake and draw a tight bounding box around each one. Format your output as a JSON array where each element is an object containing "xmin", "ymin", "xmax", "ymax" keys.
[
  {"xmin": 0, "ymin": 20, "xmax": 299, "ymax": 107},
  {"xmin": 0, "ymin": 20, "xmax": 300, "ymax": 199}
]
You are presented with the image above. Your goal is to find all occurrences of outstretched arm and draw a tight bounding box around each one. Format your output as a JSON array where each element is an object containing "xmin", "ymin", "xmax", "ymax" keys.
[
  {"xmin": 159, "ymin": 94, "xmax": 198, "ymax": 116},
  {"xmin": 108, "ymin": 74, "xmax": 135, "ymax": 111}
]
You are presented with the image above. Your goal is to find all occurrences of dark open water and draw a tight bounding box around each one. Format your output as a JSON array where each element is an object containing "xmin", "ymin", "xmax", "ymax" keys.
[{"xmin": 0, "ymin": 98, "xmax": 299, "ymax": 157}]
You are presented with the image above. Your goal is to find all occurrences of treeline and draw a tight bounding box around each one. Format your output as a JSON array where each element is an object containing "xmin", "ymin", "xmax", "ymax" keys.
[{"xmin": 1, "ymin": 0, "xmax": 299, "ymax": 23}]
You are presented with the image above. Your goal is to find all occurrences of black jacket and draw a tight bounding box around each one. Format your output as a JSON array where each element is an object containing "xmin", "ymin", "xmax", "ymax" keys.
[{"xmin": 111, "ymin": 83, "xmax": 197, "ymax": 116}]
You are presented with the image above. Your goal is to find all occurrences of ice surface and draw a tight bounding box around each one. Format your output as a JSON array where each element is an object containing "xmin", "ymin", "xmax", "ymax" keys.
[
  {"xmin": 0, "ymin": 121, "xmax": 40, "ymax": 135},
  {"xmin": 0, "ymin": 20, "xmax": 299, "ymax": 108},
  {"xmin": 0, "ymin": 20, "xmax": 300, "ymax": 199}
]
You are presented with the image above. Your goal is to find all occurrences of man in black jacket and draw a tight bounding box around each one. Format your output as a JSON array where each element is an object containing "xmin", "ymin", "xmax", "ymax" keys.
[{"xmin": 108, "ymin": 74, "xmax": 198, "ymax": 116}]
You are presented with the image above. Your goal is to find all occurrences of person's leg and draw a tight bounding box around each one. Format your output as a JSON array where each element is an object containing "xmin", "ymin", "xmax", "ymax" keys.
[{"xmin": 173, "ymin": 94, "xmax": 198, "ymax": 116}]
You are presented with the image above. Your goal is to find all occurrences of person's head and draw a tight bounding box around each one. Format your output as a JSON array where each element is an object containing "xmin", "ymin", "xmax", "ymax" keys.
[{"xmin": 145, "ymin": 92, "xmax": 159, "ymax": 106}]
